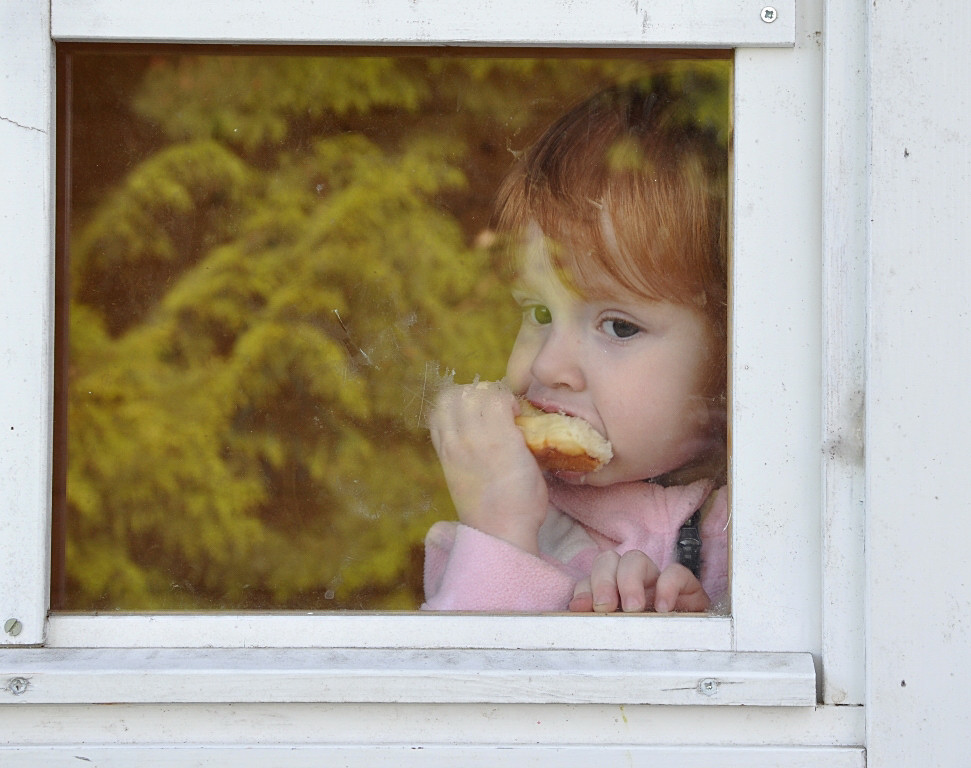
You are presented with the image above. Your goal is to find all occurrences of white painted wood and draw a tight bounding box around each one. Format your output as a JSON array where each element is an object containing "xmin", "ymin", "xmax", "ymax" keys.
[
  {"xmin": 865, "ymin": 1, "xmax": 971, "ymax": 765},
  {"xmin": 45, "ymin": 613, "xmax": 732, "ymax": 651},
  {"xmin": 730, "ymin": 5, "xmax": 824, "ymax": 653},
  {"xmin": 818, "ymin": 0, "xmax": 867, "ymax": 706},
  {"xmin": 0, "ymin": 0, "xmax": 54, "ymax": 647},
  {"xmin": 0, "ymin": 648, "xmax": 816, "ymax": 706},
  {"xmin": 0, "ymin": 700, "xmax": 864, "ymax": 746},
  {"xmin": 51, "ymin": 0, "xmax": 796, "ymax": 47},
  {"xmin": 0, "ymin": 745, "xmax": 865, "ymax": 768}
]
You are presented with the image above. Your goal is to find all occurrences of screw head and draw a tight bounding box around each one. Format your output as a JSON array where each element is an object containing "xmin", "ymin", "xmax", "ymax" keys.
[
  {"xmin": 760, "ymin": 6, "xmax": 778, "ymax": 23},
  {"xmin": 699, "ymin": 677, "xmax": 719, "ymax": 696},
  {"xmin": 3, "ymin": 618, "xmax": 22, "ymax": 637},
  {"xmin": 7, "ymin": 677, "xmax": 29, "ymax": 696}
]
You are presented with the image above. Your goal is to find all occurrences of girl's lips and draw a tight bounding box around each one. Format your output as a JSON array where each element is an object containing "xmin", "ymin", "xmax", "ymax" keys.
[{"xmin": 526, "ymin": 397, "xmax": 578, "ymax": 418}]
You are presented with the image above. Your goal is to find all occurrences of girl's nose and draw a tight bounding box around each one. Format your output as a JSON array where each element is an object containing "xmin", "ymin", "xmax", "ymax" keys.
[{"xmin": 529, "ymin": 327, "xmax": 586, "ymax": 391}]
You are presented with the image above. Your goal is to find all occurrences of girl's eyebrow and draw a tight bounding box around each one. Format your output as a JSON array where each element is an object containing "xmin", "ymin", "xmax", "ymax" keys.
[
  {"xmin": 510, "ymin": 275, "xmax": 543, "ymax": 295},
  {"xmin": 510, "ymin": 286, "xmax": 536, "ymax": 302}
]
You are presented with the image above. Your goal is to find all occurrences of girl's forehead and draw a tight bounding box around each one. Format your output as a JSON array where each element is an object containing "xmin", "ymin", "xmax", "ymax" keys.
[
  {"xmin": 514, "ymin": 223, "xmax": 660, "ymax": 304},
  {"xmin": 512, "ymin": 230, "xmax": 581, "ymax": 294}
]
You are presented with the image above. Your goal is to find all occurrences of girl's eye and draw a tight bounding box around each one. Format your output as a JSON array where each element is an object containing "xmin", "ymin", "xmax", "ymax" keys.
[
  {"xmin": 526, "ymin": 305, "xmax": 553, "ymax": 325},
  {"xmin": 602, "ymin": 318, "xmax": 641, "ymax": 339}
]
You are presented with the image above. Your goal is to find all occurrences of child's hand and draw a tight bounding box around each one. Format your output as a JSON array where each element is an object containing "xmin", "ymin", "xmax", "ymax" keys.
[
  {"xmin": 429, "ymin": 381, "xmax": 549, "ymax": 555},
  {"xmin": 568, "ymin": 551, "xmax": 711, "ymax": 613}
]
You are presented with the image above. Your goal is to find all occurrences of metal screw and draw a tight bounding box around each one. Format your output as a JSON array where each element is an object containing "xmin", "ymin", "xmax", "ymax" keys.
[
  {"xmin": 699, "ymin": 678, "xmax": 719, "ymax": 696},
  {"xmin": 7, "ymin": 677, "xmax": 29, "ymax": 696},
  {"xmin": 760, "ymin": 6, "xmax": 778, "ymax": 23},
  {"xmin": 3, "ymin": 618, "xmax": 22, "ymax": 637}
]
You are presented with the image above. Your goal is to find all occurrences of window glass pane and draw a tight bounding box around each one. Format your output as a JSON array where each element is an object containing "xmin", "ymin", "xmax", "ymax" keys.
[{"xmin": 54, "ymin": 46, "xmax": 730, "ymax": 611}]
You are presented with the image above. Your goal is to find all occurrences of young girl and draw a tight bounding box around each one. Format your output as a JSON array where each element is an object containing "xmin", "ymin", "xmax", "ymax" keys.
[{"xmin": 423, "ymin": 81, "xmax": 729, "ymax": 613}]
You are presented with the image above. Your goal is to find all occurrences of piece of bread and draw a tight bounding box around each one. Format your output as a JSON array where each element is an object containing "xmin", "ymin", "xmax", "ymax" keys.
[{"xmin": 514, "ymin": 401, "xmax": 613, "ymax": 473}]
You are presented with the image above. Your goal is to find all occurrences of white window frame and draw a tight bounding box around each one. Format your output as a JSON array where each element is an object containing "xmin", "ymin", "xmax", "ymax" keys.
[{"xmin": 1, "ymin": 0, "xmax": 870, "ymax": 763}]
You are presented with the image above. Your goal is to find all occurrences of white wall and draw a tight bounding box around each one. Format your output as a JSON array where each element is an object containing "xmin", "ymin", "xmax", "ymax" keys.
[{"xmin": 865, "ymin": 1, "xmax": 971, "ymax": 765}]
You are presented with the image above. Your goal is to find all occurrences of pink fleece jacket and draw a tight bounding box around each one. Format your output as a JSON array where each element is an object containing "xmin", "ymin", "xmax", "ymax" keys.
[{"xmin": 422, "ymin": 478, "xmax": 728, "ymax": 611}]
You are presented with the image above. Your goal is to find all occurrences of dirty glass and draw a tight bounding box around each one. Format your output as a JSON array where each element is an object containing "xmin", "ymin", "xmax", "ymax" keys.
[{"xmin": 53, "ymin": 47, "xmax": 731, "ymax": 611}]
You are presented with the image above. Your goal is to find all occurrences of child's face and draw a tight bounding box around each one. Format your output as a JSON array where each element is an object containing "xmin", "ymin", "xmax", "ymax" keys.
[{"xmin": 505, "ymin": 231, "xmax": 719, "ymax": 485}]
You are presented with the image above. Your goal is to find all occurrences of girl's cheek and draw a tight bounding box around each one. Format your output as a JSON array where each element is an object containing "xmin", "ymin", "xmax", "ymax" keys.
[
  {"xmin": 504, "ymin": 354, "xmax": 528, "ymax": 392},
  {"xmin": 505, "ymin": 336, "xmax": 535, "ymax": 392}
]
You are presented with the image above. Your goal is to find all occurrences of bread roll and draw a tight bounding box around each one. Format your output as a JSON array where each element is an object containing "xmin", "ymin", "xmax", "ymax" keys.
[{"xmin": 514, "ymin": 401, "xmax": 613, "ymax": 473}]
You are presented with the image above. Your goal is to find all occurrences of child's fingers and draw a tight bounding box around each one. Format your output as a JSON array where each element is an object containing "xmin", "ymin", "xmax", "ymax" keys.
[
  {"xmin": 574, "ymin": 554, "xmax": 705, "ymax": 613},
  {"xmin": 654, "ymin": 563, "xmax": 711, "ymax": 613},
  {"xmin": 429, "ymin": 381, "xmax": 549, "ymax": 552},
  {"xmin": 616, "ymin": 550, "xmax": 661, "ymax": 613},
  {"xmin": 569, "ymin": 577, "xmax": 594, "ymax": 612},
  {"xmin": 429, "ymin": 382, "xmax": 518, "ymax": 460},
  {"xmin": 577, "ymin": 550, "xmax": 664, "ymax": 613},
  {"xmin": 431, "ymin": 382, "xmax": 497, "ymax": 433},
  {"xmin": 589, "ymin": 550, "xmax": 621, "ymax": 613}
]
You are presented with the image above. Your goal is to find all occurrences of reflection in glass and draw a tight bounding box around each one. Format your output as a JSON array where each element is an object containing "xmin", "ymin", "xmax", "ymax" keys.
[{"xmin": 54, "ymin": 48, "xmax": 730, "ymax": 611}]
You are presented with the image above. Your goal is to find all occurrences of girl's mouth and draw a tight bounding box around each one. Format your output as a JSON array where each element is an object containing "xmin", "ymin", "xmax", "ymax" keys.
[{"xmin": 527, "ymin": 397, "xmax": 577, "ymax": 419}]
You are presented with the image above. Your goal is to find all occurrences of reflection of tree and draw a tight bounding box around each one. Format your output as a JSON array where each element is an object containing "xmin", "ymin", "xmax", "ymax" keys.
[{"xmin": 63, "ymin": 53, "xmax": 730, "ymax": 610}]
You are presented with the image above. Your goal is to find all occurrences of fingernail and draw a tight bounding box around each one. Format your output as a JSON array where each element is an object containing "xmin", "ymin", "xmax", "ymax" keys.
[
  {"xmin": 569, "ymin": 592, "xmax": 591, "ymax": 610},
  {"xmin": 655, "ymin": 598, "xmax": 671, "ymax": 613}
]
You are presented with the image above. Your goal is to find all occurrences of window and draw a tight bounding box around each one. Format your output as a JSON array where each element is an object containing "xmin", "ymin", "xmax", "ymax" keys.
[
  {"xmin": 2, "ymin": 0, "xmax": 869, "ymax": 763},
  {"xmin": 55, "ymin": 47, "xmax": 736, "ymax": 614}
]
